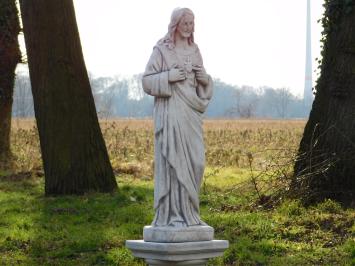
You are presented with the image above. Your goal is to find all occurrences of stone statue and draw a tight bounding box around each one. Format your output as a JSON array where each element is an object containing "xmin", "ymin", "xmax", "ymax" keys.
[
  {"xmin": 142, "ymin": 7, "xmax": 213, "ymax": 230},
  {"xmin": 127, "ymin": 9, "xmax": 228, "ymax": 265}
]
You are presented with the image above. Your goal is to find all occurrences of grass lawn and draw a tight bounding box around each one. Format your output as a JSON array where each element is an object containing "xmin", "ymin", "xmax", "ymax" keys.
[
  {"xmin": 3, "ymin": 119, "xmax": 354, "ymax": 265},
  {"xmin": 0, "ymin": 169, "xmax": 354, "ymax": 266}
]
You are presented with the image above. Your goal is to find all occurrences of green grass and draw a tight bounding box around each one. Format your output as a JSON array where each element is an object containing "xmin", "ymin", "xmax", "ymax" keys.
[
  {"xmin": 0, "ymin": 174, "xmax": 151, "ymax": 265},
  {"xmin": 0, "ymin": 169, "xmax": 354, "ymax": 265}
]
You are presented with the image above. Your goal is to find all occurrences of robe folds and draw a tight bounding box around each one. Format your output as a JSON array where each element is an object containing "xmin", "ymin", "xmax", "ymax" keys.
[{"xmin": 142, "ymin": 43, "xmax": 213, "ymax": 227}]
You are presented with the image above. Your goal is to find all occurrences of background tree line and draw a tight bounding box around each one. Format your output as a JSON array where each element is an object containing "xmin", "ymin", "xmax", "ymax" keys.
[{"xmin": 12, "ymin": 72, "xmax": 311, "ymax": 119}]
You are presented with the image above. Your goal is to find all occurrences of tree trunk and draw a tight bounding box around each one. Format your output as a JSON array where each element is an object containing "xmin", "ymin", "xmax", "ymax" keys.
[
  {"xmin": 19, "ymin": 0, "xmax": 118, "ymax": 194},
  {"xmin": 293, "ymin": 1, "xmax": 355, "ymax": 205},
  {"xmin": 0, "ymin": 0, "xmax": 21, "ymax": 169}
]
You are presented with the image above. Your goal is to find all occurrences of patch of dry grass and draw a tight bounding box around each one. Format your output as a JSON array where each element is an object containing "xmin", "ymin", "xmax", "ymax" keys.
[{"xmin": 9, "ymin": 118, "xmax": 306, "ymax": 176}]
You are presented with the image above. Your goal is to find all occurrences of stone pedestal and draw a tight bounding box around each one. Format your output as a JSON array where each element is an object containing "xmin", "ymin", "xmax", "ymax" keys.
[
  {"xmin": 126, "ymin": 239, "xmax": 229, "ymax": 266},
  {"xmin": 126, "ymin": 225, "xmax": 228, "ymax": 265}
]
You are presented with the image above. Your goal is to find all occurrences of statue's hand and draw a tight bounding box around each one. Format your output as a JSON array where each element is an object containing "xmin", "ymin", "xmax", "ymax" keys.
[
  {"xmin": 193, "ymin": 65, "xmax": 209, "ymax": 86},
  {"xmin": 168, "ymin": 66, "xmax": 186, "ymax": 83}
]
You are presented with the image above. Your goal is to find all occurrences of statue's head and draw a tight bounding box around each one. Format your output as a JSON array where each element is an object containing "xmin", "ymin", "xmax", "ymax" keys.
[{"xmin": 159, "ymin": 8, "xmax": 195, "ymax": 48}]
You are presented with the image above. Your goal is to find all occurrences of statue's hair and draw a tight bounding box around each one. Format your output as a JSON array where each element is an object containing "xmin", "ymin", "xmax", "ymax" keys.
[{"xmin": 158, "ymin": 8, "xmax": 195, "ymax": 49}]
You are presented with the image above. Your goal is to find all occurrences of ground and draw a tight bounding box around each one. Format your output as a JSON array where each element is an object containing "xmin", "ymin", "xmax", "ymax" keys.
[{"xmin": 0, "ymin": 119, "xmax": 354, "ymax": 265}]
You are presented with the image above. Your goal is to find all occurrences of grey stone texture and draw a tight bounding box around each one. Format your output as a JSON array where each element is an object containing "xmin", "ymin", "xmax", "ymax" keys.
[{"xmin": 126, "ymin": 8, "xmax": 228, "ymax": 266}]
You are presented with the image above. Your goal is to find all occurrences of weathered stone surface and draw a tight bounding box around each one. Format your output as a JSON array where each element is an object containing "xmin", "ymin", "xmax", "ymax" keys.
[
  {"xmin": 126, "ymin": 240, "xmax": 229, "ymax": 265},
  {"xmin": 142, "ymin": 7, "xmax": 213, "ymax": 227},
  {"xmin": 143, "ymin": 225, "xmax": 214, "ymax": 243},
  {"xmin": 126, "ymin": 8, "xmax": 228, "ymax": 266}
]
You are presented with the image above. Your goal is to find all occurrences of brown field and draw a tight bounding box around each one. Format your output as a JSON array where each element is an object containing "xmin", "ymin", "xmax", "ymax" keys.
[
  {"xmin": 9, "ymin": 118, "xmax": 306, "ymax": 176},
  {"xmin": 12, "ymin": 118, "xmax": 306, "ymax": 130}
]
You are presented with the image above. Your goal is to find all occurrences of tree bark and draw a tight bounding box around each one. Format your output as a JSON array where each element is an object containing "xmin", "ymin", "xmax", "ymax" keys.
[
  {"xmin": 19, "ymin": 0, "xmax": 118, "ymax": 194},
  {"xmin": 293, "ymin": 1, "xmax": 355, "ymax": 205},
  {"xmin": 0, "ymin": 0, "xmax": 21, "ymax": 169}
]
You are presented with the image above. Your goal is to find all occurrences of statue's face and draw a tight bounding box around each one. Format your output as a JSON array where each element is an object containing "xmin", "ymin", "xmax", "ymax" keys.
[{"xmin": 176, "ymin": 14, "xmax": 194, "ymax": 39}]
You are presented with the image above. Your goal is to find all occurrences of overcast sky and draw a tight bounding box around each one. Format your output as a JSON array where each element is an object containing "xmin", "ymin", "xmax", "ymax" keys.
[{"xmin": 19, "ymin": 0, "xmax": 324, "ymax": 97}]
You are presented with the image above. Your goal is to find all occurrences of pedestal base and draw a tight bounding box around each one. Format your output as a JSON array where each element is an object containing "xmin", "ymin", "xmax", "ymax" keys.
[
  {"xmin": 143, "ymin": 225, "xmax": 214, "ymax": 242},
  {"xmin": 146, "ymin": 258, "xmax": 207, "ymax": 265},
  {"xmin": 126, "ymin": 240, "xmax": 229, "ymax": 266}
]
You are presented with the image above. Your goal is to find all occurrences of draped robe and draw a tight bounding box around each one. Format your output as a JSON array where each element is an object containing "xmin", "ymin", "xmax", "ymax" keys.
[{"xmin": 142, "ymin": 43, "xmax": 213, "ymax": 227}]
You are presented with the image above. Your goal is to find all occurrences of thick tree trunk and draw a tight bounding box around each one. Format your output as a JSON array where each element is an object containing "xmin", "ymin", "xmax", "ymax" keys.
[
  {"xmin": 0, "ymin": 0, "xmax": 21, "ymax": 169},
  {"xmin": 293, "ymin": 1, "xmax": 355, "ymax": 205},
  {"xmin": 19, "ymin": 0, "xmax": 118, "ymax": 194}
]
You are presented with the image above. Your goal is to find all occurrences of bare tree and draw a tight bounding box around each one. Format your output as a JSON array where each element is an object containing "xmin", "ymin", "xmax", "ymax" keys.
[
  {"xmin": 0, "ymin": 0, "xmax": 21, "ymax": 168},
  {"xmin": 235, "ymin": 86, "xmax": 258, "ymax": 118},
  {"xmin": 20, "ymin": 0, "xmax": 117, "ymax": 195},
  {"xmin": 90, "ymin": 76, "xmax": 116, "ymax": 119},
  {"xmin": 13, "ymin": 74, "xmax": 34, "ymax": 117},
  {"xmin": 97, "ymin": 87, "xmax": 116, "ymax": 120},
  {"xmin": 274, "ymin": 88, "xmax": 292, "ymax": 119},
  {"xmin": 293, "ymin": 0, "xmax": 355, "ymax": 205}
]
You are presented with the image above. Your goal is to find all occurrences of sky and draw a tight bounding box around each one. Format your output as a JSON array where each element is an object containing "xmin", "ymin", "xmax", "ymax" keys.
[{"xmin": 18, "ymin": 0, "xmax": 325, "ymax": 97}]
